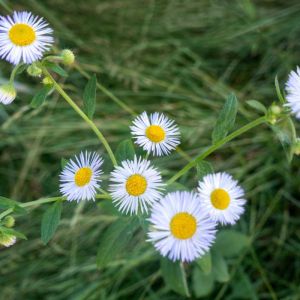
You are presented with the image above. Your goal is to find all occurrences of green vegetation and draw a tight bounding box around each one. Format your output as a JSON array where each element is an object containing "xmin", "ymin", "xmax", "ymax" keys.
[{"xmin": 0, "ymin": 0, "xmax": 299, "ymax": 299}]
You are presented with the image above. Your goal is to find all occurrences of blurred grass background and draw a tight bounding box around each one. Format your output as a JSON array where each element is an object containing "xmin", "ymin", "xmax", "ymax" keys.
[{"xmin": 0, "ymin": 0, "xmax": 300, "ymax": 299}]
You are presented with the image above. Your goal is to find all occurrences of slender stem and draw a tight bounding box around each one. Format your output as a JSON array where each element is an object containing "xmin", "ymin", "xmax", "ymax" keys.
[
  {"xmin": 10, "ymin": 63, "xmax": 24, "ymax": 83},
  {"xmin": 42, "ymin": 66, "xmax": 117, "ymax": 166},
  {"xmin": 0, "ymin": 208, "xmax": 13, "ymax": 220},
  {"xmin": 167, "ymin": 116, "xmax": 267, "ymax": 185}
]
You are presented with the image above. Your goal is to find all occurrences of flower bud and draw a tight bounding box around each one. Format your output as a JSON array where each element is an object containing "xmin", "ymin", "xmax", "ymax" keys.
[
  {"xmin": 61, "ymin": 49, "xmax": 75, "ymax": 66},
  {"xmin": 292, "ymin": 138, "xmax": 300, "ymax": 156},
  {"xmin": 27, "ymin": 63, "xmax": 42, "ymax": 77},
  {"xmin": 270, "ymin": 104, "xmax": 282, "ymax": 116},
  {"xmin": 0, "ymin": 232, "xmax": 16, "ymax": 247},
  {"xmin": 0, "ymin": 83, "xmax": 16, "ymax": 105},
  {"xmin": 42, "ymin": 76, "xmax": 53, "ymax": 86},
  {"xmin": 3, "ymin": 216, "xmax": 15, "ymax": 228}
]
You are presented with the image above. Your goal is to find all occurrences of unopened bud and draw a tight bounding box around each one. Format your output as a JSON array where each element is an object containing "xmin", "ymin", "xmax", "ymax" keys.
[
  {"xmin": 27, "ymin": 64, "xmax": 42, "ymax": 77},
  {"xmin": 61, "ymin": 49, "xmax": 75, "ymax": 66},
  {"xmin": 3, "ymin": 216, "xmax": 15, "ymax": 228},
  {"xmin": 292, "ymin": 138, "xmax": 300, "ymax": 155},
  {"xmin": 0, "ymin": 232, "xmax": 16, "ymax": 247},
  {"xmin": 0, "ymin": 83, "xmax": 16, "ymax": 105},
  {"xmin": 42, "ymin": 76, "xmax": 53, "ymax": 86}
]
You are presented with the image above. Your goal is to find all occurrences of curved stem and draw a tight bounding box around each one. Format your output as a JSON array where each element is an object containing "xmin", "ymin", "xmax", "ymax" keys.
[
  {"xmin": 10, "ymin": 63, "xmax": 24, "ymax": 83},
  {"xmin": 167, "ymin": 116, "xmax": 267, "ymax": 185},
  {"xmin": 42, "ymin": 67, "xmax": 117, "ymax": 166}
]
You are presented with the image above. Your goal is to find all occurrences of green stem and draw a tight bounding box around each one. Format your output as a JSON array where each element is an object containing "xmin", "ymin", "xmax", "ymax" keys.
[
  {"xmin": 10, "ymin": 63, "xmax": 24, "ymax": 83},
  {"xmin": 42, "ymin": 67, "xmax": 117, "ymax": 166},
  {"xmin": 167, "ymin": 116, "xmax": 267, "ymax": 185}
]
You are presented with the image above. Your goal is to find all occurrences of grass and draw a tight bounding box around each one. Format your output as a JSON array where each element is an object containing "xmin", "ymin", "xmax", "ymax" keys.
[{"xmin": 0, "ymin": 0, "xmax": 300, "ymax": 299}]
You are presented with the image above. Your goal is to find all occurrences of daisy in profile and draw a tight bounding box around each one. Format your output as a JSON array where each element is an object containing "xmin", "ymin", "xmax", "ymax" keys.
[
  {"xmin": 0, "ymin": 83, "xmax": 16, "ymax": 105},
  {"xmin": 198, "ymin": 172, "xmax": 246, "ymax": 225},
  {"xmin": 285, "ymin": 67, "xmax": 300, "ymax": 119},
  {"xmin": 130, "ymin": 112, "xmax": 180, "ymax": 156},
  {"xmin": 0, "ymin": 232, "xmax": 16, "ymax": 248},
  {"xmin": 109, "ymin": 156, "xmax": 164, "ymax": 214},
  {"xmin": 59, "ymin": 151, "xmax": 103, "ymax": 202},
  {"xmin": 148, "ymin": 191, "xmax": 216, "ymax": 262},
  {"xmin": 0, "ymin": 11, "xmax": 53, "ymax": 65}
]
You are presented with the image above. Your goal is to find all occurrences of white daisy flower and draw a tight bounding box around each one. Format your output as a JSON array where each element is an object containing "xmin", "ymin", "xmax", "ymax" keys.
[
  {"xmin": 285, "ymin": 67, "xmax": 300, "ymax": 119},
  {"xmin": 130, "ymin": 112, "xmax": 180, "ymax": 156},
  {"xmin": 198, "ymin": 172, "xmax": 246, "ymax": 225},
  {"xmin": 148, "ymin": 191, "xmax": 217, "ymax": 262},
  {"xmin": 109, "ymin": 156, "xmax": 164, "ymax": 214},
  {"xmin": 59, "ymin": 151, "xmax": 103, "ymax": 202},
  {"xmin": 0, "ymin": 11, "xmax": 54, "ymax": 65},
  {"xmin": 0, "ymin": 83, "xmax": 16, "ymax": 105},
  {"xmin": 0, "ymin": 233, "xmax": 16, "ymax": 247}
]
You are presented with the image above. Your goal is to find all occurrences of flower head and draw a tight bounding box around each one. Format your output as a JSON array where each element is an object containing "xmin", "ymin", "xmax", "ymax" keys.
[
  {"xmin": 148, "ymin": 191, "xmax": 217, "ymax": 262},
  {"xmin": 0, "ymin": 232, "xmax": 16, "ymax": 247},
  {"xmin": 59, "ymin": 151, "xmax": 103, "ymax": 202},
  {"xmin": 130, "ymin": 112, "xmax": 180, "ymax": 156},
  {"xmin": 109, "ymin": 156, "xmax": 164, "ymax": 214},
  {"xmin": 285, "ymin": 67, "xmax": 300, "ymax": 119},
  {"xmin": 198, "ymin": 172, "xmax": 246, "ymax": 225},
  {"xmin": 0, "ymin": 83, "xmax": 16, "ymax": 105},
  {"xmin": 0, "ymin": 11, "xmax": 53, "ymax": 65}
]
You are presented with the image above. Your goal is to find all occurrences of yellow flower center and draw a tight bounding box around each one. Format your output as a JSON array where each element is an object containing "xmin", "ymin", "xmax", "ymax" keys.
[
  {"xmin": 74, "ymin": 167, "xmax": 92, "ymax": 187},
  {"xmin": 125, "ymin": 174, "xmax": 147, "ymax": 196},
  {"xmin": 170, "ymin": 212, "xmax": 197, "ymax": 239},
  {"xmin": 210, "ymin": 188, "xmax": 230, "ymax": 210},
  {"xmin": 146, "ymin": 125, "xmax": 165, "ymax": 143},
  {"xmin": 9, "ymin": 24, "xmax": 36, "ymax": 46}
]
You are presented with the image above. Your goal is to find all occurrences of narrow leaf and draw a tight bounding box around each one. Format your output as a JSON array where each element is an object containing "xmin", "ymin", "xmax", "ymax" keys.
[
  {"xmin": 213, "ymin": 230, "xmax": 250, "ymax": 257},
  {"xmin": 30, "ymin": 86, "xmax": 52, "ymax": 109},
  {"xmin": 0, "ymin": 227, "xmax": 27, "ymax": 240},
  {"xmin": 41, "ymin": 201, "xmax": 62, "ymax": 245},
  {"xmin": 196, "ymin": 252, "xmax": 212, "ymax": 275},
  {"xmin": 83, "ymin": 74, "xmax": 97, "ymax": 119},
  {"xmin": 0, "ymin": 196, "xmax": 27, "ymax": 215},
  {"xmin": 212, "ymin": 94, "xmax": 238, "ymax": 143},
  {"xmin": 246, "ymin": 100, "xmax": 267, "ymax": 114},
  {"xmin": 212, "ymin": 250, "xmax": 229, "ymax": 282},
  {"xmin": 275, "ymin": 75, "xmax": 285, "ymax": 104},
  {"xmin": 196, "ymin": 161, "xmax": 214, "ymax": 181},
  {"xmin": 44, "ymin": 62, "xmax": 68, "ymax": 77},
  {"xmin": 97, "ymin": 217, "xmax": 139, "ymax": 268},
  {"xmin": 192, "ymin": 267, "xmax": 214, "ymax": 297},
  {"xmin": 161, "ymin": 259, "xmax": 190, "ymax": 297},
  {"xmin": 115, "ymin": 139, "xmax": 135, "ymax": 163}
]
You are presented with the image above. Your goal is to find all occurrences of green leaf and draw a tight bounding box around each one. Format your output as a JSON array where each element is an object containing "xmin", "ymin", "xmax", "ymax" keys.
[
  {"xmin": 115, "ymin": 139, "xmax": 135, "ymax": 163},
  {"xmin": 192, "ymin": 266, "xmax": 214, "ymax": 298},
  {"xmin": 41, "ymin": 201, "xmax": 62, "ymax": 245},
  {"xmin": 196, "ymin": 161, "xmax": 214, "ymax": 181},
  {"xmin": 83, "ymin": 74, "xmax": 97, "ymax": 119},
  {"xmin": 196, "ymin": 252, "xmax": 212, "ymax": 274},
  {"xmin": 97, "ymin": 217, "xmax": 139, "ymax": 268},
  {"xmin": 213, "ymin": 230, "xmax": 250, "ymax": 258},
  {"xmin": 44, "ymin": 62, "xmax": 68, "ymax": 77},
  {"xmin": 161, "ymin": 259, "xmax": 190, "ymax": 297},
  {"xmin": 0, "ymin": 196, "xmax": 27, "ymax": 215},
  {"xmin": 61, "ymin": 158, "xmax": 68, "ymax": 169},
  {"xmin": 275, "ymin": 75, "xmax": 285, "ymax": 104},
  {"xmin": 246, "ymin": 100, "xmax": 267, "ymax": 114},
  {"xmin": 30, "ymin": 86, "xmax": 52, "ymax": 109},
  {"xmin": 0, "ymin": 226, "xmax": 27, "ymax": 240},
  {"xmin": 211, "ymin": 250, "xmax": 229, "ymax": 282},
  {"xmin": 212, "ymin": 93, "xmax": 238, "ymax": 143}
]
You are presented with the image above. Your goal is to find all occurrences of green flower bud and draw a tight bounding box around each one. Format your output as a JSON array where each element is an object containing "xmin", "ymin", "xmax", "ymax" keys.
[
  {"xmin": 42, "ymin": 76, "xmax": 53, "ymax": 86},
  {"xmin": 0, "ymin": 232, "xmax": 16, "ymax": 247},
  {"xmin": 270, "ymin": 104, "xmax": 282, "ymax": 116},
  {"xmin": 292, "ymin": 138, "xmax": 300, "ymax": 156},
  {"xmin": 0, "ymin": 83, "xmax": 16, "ymax": 105},
  {"xmin": 3, "ymin": 216, "xmax": 15, "ymax": 228},
  {"xmin": 27, "ymin": 64, "xmax": 42, "ymax": 77},
  {"xmin": 61, "ymin": 49, "xmax": 75, "ymax": 66}
]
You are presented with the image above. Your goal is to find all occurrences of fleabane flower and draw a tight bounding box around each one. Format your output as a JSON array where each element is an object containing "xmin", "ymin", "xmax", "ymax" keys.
[
  {"xmin": 0, "ymin": 11, "xmax": 53, "ymax": 65},
  {"xmin": 198, "ymin": 172, "xmax": 246, "ymax": 225},
  {"xmin": 148, "ymin": 191, "xmax": 217, "ymax": 262},
  {"xmin": 285, "ymin": 67, "xmax": 300, "ymax": 119},
  {"xmin": 59, "ymin": 151, "xmax": 103, "ymax": 202},
  {"xmin": 0, "ymin": 232, "xmax": 16, "ymax": 247},
  {"xmin": 109, "ymin": 156, "xmax": 164, "ymax": 214},
  {"xmin": 130, "ymin": 112, "xmax": 180, "ymax": 156},
  {"xmin": 0, "ymin": 83, "xmax": 16, "ymax": 104}
]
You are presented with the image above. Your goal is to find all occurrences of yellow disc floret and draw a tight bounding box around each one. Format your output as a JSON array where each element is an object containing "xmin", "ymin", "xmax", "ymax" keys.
[
  {"xmin": 126, "ymin": 174, "xmax": 147, "ymax": 196},
  {"xmin": 210, "ymin": 188, "xmax": 230, "ymax": 210},
  {"xmin": 146, "ymin": 125, "xmax": 165, "ymax": 143},
  {"xmin": 75, "ymin": 167, "xmax": 92, "ymax": 187},
  {"xmin": 170, "ymin": 212, "xmax": 197, "ymax": 239},
  {"xmin": 9, "ymin": 24, "xmax": 36, "ymax": 46}
]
